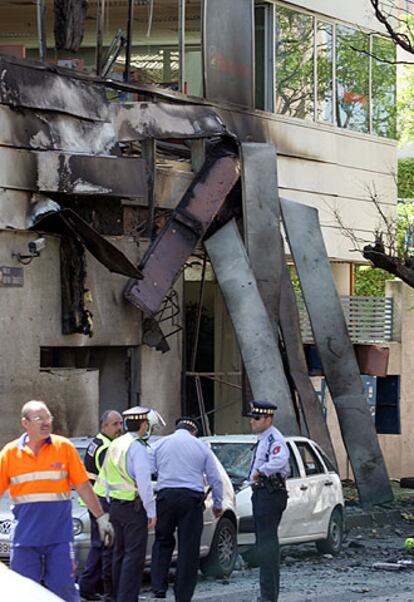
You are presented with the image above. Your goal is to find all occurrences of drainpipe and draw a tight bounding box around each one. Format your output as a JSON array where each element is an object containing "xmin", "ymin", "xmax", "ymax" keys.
[
  {"xmin": 124, "ymin": 0, "xmax": 134, "ymax": 82},
  {"xmin": 178, "ymin": 0, "xmax": 186, "ymax": 92},
  {"xmin": 37, "ymin": 0, "xmax": 47, "ymax": 62}
]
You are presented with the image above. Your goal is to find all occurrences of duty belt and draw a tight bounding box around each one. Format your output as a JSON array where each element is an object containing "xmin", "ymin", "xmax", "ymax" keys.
[{"xmin": 252, "ymin": 473, "xmax": 286, "ymax": 493}]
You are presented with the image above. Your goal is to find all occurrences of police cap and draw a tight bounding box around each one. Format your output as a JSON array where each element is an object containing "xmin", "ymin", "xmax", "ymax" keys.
[
  {"xmin": 245, "ymin": 400, "xmax": 277, "ymax": 418},
  {"xmin": 122, "ymin": 406, "xmax": 151, "ymax": 421},
  {"xmin": 175, "ymin": 416, "xmax": 200, "ymax": 435}
]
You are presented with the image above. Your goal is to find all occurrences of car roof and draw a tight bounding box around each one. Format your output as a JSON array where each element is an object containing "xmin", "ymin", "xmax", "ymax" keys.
[
  {"xmin": 202, "ymin": 434, "xmax": 314, "ymax": 444},
  {"xmin": 70, "ymin": 436, "xmax": 92, "ymax": 448}
]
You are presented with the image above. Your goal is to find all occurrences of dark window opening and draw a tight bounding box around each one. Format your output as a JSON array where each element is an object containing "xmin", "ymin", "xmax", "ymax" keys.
[{"xmin": 375, "ymin": 375, "xmax": 400, "ymax": 434}]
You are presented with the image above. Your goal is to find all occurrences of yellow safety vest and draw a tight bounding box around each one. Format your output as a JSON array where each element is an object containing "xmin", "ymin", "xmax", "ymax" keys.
[
  {"xmin": 79, "ymin": 433, "xmax": 111, "ymax": 506},
  {"xmin": 94, "ymin": 432, "xmax": 141, "ymax": 501}
]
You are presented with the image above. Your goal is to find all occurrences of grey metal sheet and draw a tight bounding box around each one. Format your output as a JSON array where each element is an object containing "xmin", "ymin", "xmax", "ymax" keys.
[
  {"xmin": 204, "ymin": 0, "xmax": 254, "ymax": 108},
  {"xmin": 205, "ymin": 219, "xmax": 299, "ymax": 434},
  {"xmin": 241, "ymin": 143, "xmax": 282, "ymax": 330},
  {"xmin": 241, "ymin": 142, "xmax": 299, "ymax": 434},
  {"xmin": 281, "ymin": 197, "xmax": 392, "ymax": 506},
  {"xmin": 0, "ymin": 105, "xmax": 115, "ymax": 154},
  {"xmin": 0, "ymin": 58, "xmax": 109, "ymax": 121},
  {"xmin": 125, "ymin": 146, "xmax": 240, "ymax": 315},
  {"xmin": 279, "ymin": 257, "xmax": 337, "ymax": 466},
  {"xmin": 29, "ymin": 197, "xmax": 143, "ymax": 280},
  {"xmin": 112, "ymin": 102, "xmax": 226, "ymax": 141},
  {"xmin": 36, "ymin": 152, "xmax": 147, "ymax": 198}
]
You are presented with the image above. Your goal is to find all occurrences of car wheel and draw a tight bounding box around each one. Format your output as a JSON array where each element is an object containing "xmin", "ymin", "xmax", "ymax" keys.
[
  {"xmin": 316, "ymin": 507, "xmax": 343, "ymax": 555},
  {"xmin": 200, "ymin": 517, "xmax": 237, "ymax": 578}
]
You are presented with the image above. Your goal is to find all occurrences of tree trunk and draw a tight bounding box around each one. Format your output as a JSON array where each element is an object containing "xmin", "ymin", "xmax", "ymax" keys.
[
  {"xmin": 363, "ymin": 244, "xmax": 414, "ymax": 289},
  {"xmin": 54, "ymin": 0, "xmax": 88, "ymax": 52}
]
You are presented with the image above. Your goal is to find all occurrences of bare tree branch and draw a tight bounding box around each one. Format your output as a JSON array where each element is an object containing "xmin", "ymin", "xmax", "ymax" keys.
[{"xmin": 369, "ymin": 0, "xmax": 414, "ymax": 55}]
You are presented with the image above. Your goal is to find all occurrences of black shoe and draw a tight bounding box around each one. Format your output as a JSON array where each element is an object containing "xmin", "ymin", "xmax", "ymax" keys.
[
  {"xmin": 80, "ymin": 593, "xmax": 101, "ymax": 601},
  {"xmin": 153, "ymin": 592, "xmax": 167, "ymax": 599}
]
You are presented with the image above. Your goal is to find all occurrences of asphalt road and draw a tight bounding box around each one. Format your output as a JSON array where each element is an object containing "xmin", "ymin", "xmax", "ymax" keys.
[{"xmin": 138, "ymin": 518, "xmax": 414, "ymax": 602}]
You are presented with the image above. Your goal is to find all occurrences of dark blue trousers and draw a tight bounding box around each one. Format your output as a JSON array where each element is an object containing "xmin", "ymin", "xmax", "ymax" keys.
[
  {"xmin": 151, "ymin": 488, "xmax": 204, "ymax": 602},
  {"xmin": 110, "ymin": 499, "xmax": 148, "ymax": 602},
  {"xmin": 79, "ymin": 498, "xmax": 112, "ymax": 596},
  {"xmin": 252, "ymin": 487, "xmax": 288, "ymax": 602},
  {"xmin": 11, "ymin": 542, "xmax": 79, "ymax": 602}
]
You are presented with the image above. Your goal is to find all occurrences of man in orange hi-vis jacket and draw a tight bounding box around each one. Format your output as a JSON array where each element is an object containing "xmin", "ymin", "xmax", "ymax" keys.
[{"xmin": 0, "ymin": 400, "xmax": 114, "ymax": 602}]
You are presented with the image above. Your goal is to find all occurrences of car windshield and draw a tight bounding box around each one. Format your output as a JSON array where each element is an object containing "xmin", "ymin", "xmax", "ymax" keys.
[{"xmin": 210, "ymin": 442, "xmax": 253, "ymax": 484}]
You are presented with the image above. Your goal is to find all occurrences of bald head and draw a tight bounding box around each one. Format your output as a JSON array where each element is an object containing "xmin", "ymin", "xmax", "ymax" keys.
[
  {"xmin": 21, "ymin": 400, "xmax": 50, "ymax": 420},
  {"xmin": 21, "ymin": 400, "xmax": 53, "ymax": 444},
  {"xmin": 100, "ymin": 410, "xmax": 123, "ymax": 440}
]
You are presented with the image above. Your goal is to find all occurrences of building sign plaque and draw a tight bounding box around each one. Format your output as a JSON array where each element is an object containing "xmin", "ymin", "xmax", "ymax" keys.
[{"xmin": 0, "ymin": 266, "xmax": 24, "ymax": 287}]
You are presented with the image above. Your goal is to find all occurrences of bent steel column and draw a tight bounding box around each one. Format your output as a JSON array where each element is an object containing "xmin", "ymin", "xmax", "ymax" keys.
[
  {"xmin": 241, "ymin": 142, "xmax": 299, "ymax": 432},
  {"xmin": 279, "ymin": 256, "xmax": 337, "ymax": 467},
  {"xmin": 281, "ymin": 197, "xmax": 392, "ymax": 506},
  {"xmin": 205, "ymin": 219, "xmax": 299, "ymax": 435}
]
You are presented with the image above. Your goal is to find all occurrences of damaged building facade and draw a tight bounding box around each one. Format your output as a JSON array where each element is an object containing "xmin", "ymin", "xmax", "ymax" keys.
[{"xmin": 0, "ymin": 0, "xmax": 410, "ymax": 499}]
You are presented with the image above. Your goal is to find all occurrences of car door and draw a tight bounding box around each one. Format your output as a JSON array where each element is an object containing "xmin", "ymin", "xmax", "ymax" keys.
[
  {"xmin": 279, "ymin": 441, "xmax": 313, "ymax": 542},
  {"xmin": 292, "ymin": 440, "xmax": 333, "ymax": 537}
]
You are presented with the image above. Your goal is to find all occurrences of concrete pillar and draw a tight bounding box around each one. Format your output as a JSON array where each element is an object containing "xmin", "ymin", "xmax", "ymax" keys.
[{"xmin": 331, "ymin": 262, "xmax": 352, "ymax": 295}]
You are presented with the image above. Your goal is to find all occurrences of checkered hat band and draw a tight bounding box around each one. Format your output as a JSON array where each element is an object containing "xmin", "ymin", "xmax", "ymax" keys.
[
  {"xmin": 126, "ymin": 413, "xmax": 148, "ymax": 420},
  {"xmin": 252, "ymin": 408, "xmax": 274, "ymax": 415},
  {"xmin": 181, "ymin": 420, "xmax": 197, "ymax": 428}
]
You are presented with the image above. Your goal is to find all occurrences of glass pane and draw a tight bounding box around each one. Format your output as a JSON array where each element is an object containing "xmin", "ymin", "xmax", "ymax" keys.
[
  {"xmin": 316, "ymin": 21, "xmax": 333, "ymax": 123},
  {"xmin": 210, "ymin": 442, "xmax": 253, "ymax": 482},
  {"xmin": 372, "ymin": 36, "xmax": 396, "ymax": 138},
  {"xmin": 336, "ymin": 26, "xmax": 369, "ymax": 133},
  {"xmin": 275, "ymin": 6, "xmax": 314, "ymax": 120},
  {"xmin": 286, "ymin": 443, "xmax": 300, "ymax": 478},
  {"xmin": 185, "ymin": 0, "xmax": 203, "ymax": 97},
  {"xmin": 255, "ymin": 6, "xmax": 266, "ymax": 111},
  {"xmin": 296, "ymin": 442, "xmax": 324, "ymax": 475}
]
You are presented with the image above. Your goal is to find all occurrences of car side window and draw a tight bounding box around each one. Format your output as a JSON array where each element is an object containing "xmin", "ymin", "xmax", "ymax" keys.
[
  {"xmin": 296, "ymin": 442, "xmax": 325, "ymax": 476},
  {"xmin": 286, "ymin": 442, "xmax": 300, "ymax": 479}
]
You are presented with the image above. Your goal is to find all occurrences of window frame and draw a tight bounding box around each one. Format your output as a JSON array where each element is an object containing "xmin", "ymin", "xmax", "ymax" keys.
[{"xmin": 256, "ymin": 0, "xmax": 396, "ymax": 139}]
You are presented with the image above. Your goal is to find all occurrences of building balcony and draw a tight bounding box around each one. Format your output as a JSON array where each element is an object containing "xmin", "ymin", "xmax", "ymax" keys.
[{"xmin": 296, "ymin": 294, "xmax": 397, "ymax": 345}]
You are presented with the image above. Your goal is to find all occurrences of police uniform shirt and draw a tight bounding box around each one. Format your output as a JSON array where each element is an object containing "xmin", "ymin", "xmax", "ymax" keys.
[
  {"xmin": 248, "ymin": 425, "xmax": 290, "ymax": 483},
  {"xmin": 85, "ymin": 434, "xmax": 110, "ymax": 480},
  {"xmin": 126, "ymin": 434, "xmax": 156, "ymax": 518},
  {"xmin": 150, "ymin": 429, "xmax": 223, "ymax": 508}
]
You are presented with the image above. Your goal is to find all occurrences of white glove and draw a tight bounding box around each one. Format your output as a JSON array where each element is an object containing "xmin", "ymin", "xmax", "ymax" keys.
[{"xmin": 96, "ymin": 513, "xmax": 114, "ymax": 547}]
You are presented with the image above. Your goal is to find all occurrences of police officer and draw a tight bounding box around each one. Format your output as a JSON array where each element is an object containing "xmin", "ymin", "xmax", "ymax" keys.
[
  {"xmin": 96, "ymin": 406, "xmax": 156, "ymax": 602},
  {"xmin": 79, "ymin": 410, "xmax": 123, "ymax": 601},
  {"xmin": 150, "ymin": 417, "xmax": 223, "ymax": 601},
  {"xmin": 247, "ymin": 401, "xmax": 290, "ymax": 602}
]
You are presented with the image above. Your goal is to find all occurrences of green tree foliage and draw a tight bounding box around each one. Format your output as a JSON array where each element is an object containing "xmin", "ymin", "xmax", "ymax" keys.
[
  {"xmin": 354, "ymin": 202, "xmax": 414, "ymax": 295},
  {"xmin": 354, "ymin": 266, "xmax": 391, "ymax": 297},
  {"xmin": 398, "ymin": 159, "xmax": 414, "ymax": 199}
]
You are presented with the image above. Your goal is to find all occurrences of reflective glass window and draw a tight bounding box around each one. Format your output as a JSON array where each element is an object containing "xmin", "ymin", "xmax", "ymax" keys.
[
  {"xmin": 275, "ymin": 6, "xmax": 314, "ymax": 120},
  {"xmin": 336, "ymin": 26, "xmax": 369, "ymax": 133},
  {"xmin": 316, "ymin": 21, "xmax": 334, "ymax": 123},
  {"xmin": 372, "ymin": 36, "xmax": 396, "ymax": 138}
]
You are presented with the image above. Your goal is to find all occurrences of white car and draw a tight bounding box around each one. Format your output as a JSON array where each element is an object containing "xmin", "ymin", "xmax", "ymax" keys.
[
  {"xmin": 202, "ymin": 435, "xmax": 345, "ymax": 560},
  {"xmin": 0, "ymin": 436, "xmax": 239, "ymax": 578}
]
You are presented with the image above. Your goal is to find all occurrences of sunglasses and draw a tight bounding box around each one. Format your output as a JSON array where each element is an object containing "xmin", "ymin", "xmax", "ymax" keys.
[{"xmin": 251, "ymin": 416, "xmax": 266, "ymax": 421}]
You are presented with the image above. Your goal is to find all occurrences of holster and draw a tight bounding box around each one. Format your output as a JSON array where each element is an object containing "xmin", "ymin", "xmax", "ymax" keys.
[
  {"xmin": 134, "ymin": 497, "xmax": 143, "ymax": 512},
  {"xmin": 262, "ymin": 474, "xmax": 287, "ymax": 494}
]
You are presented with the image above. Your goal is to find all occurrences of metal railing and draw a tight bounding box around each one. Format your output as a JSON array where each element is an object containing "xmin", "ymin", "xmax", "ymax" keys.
[{"xmin": 296, "ymin": 294, "xmax": 394, "ymax": 344}]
